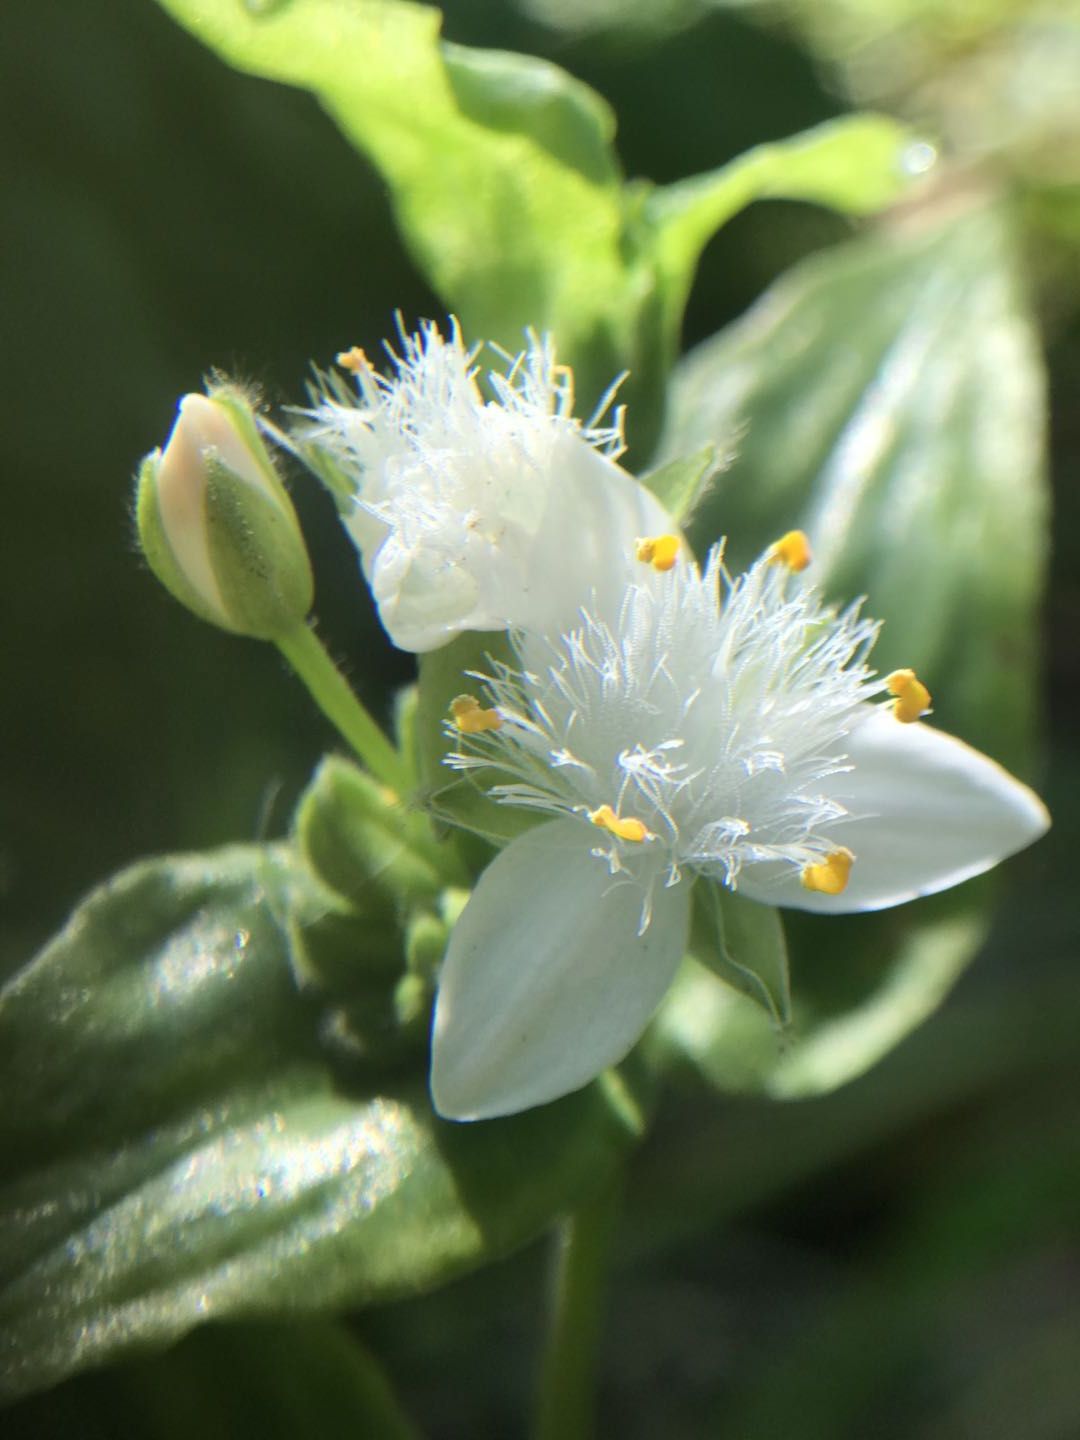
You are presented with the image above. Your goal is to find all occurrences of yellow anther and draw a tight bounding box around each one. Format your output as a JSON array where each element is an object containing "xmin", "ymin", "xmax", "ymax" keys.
[
  {"xmin": 886, "ymin": 668, "xmax": 932, "ymax": 724},
  {"xmin": 449, "ymin": 694, "xmax": 503, "ymax": 734},
  {"xmin": 635, "ymin": 534, "xmax": 681, "ymax": 572},
  {"xmin": 767, "ymin": 530, "xmax": 813, "ymax": 572},
  {"xmin": 336, "ymin": 345, "xmax": 370, "ymax": 375},
  {"xmin": 588, "ymin": 804, "xmax": 651, "ymax": 844},
  {"xmin": 801, "ymin": 847, "xmax": 854, "ymax": 896}
]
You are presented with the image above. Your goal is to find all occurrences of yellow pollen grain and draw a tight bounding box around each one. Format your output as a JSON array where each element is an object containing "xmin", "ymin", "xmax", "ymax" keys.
[
  {"xmin": 801, "ymin": 847, "xmax": 854, "ymax": 896},
  {"xmin": 336, "ymin": 345, "xmax": 370, "ymax": 375},
  {"xmin": 886, "ymin": 668, "xmax": 931, "ymax": 724},
  {"xmin": 768, "ymin": 530, "xmax": 813, "ymax": 572},
  {"xmin": 635, "ymin": 534, "xmax": 681, "ymax": 572},
  {"xmin": 588, "ymin": 804, "xmax": 650, "ymax": 844},
  {"xmin": 449, "ymin": 694, "xmax": 503, "ymax": 734}
]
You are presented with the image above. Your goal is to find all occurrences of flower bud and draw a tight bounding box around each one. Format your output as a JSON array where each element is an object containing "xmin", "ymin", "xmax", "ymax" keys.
[{"xmin": 136, "ymin": 387, "xmax": 314, "ymax": 639}]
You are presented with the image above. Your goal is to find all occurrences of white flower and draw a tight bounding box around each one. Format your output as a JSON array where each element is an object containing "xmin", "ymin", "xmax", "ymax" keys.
[
  {"xmin": 431, "ymin": 542, "xmax": 1049, "ymax": 1121},
  {"xmin": 302, "ymin": 321, "xmax": 677, "ymax": 652}
]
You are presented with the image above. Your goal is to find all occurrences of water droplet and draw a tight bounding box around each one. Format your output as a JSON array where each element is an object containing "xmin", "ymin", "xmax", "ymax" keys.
[{"xmin": 900, "ymin": 140, "xmax": 938, "ymax": 177}]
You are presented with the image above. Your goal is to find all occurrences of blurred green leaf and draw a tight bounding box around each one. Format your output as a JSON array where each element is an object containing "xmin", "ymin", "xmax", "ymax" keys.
[
  {"xmin": 653, "ymin": 203, "xmax": 1047, "ymax": 1098},
  {"xmin": 635, "ymin": 110, "xmax": 921, "ymax": 375},
  {"xmin": 0, "ymin": 845, "xmax": 639, "ymax": 1401},
  {"xmin": 665, "ymin": 203, "xmax": 1046, "ymax": 770},
  {"xmin": 117, "ymin": 1320, "xmax": 421, "ymax": 1440},
  {"xmin": 154, "ymin": 0, "xmax": 917, "ymax": 450}
]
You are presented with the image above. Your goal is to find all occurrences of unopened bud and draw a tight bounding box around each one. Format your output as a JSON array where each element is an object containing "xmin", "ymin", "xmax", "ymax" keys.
[{"xmin": 136, "ymin": 387, "xmax": 314, "ymax": 639}]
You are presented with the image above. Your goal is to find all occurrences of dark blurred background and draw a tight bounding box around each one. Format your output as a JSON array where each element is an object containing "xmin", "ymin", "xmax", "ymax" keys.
[{"xmin": 3, "ymin": 1, "xmax": 1079, "ymax": 1435}]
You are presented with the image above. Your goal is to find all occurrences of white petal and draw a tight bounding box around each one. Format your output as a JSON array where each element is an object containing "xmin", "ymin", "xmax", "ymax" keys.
[
  {"xmin": 431, "ymin": 819, "xmax": 691, "ymax": 1120},
  {"xmin": 738, "ymin": 707, "xmax": 1050, "ymax": 914},
  {"xmin": 370, "ymin": 533, "xmax": 484, "ymax": 653},
  {"xmin": 366, "ymin": 431, "xmax": 675, "ymax": 653},
  {"xmin": 521, "ymin": 433, "xmax": 676, "ymax": 637}
]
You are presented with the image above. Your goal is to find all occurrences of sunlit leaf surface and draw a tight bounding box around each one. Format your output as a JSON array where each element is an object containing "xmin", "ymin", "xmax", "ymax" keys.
[
  {"xmin": 155, "ymin": 0, "xmax": 916, "ymax": 448},
  {"xmin": 0, "ymin": 846, "xmax": 638, "ymax": 1401}
]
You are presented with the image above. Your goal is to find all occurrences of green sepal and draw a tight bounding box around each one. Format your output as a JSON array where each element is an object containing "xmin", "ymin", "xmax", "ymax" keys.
[
  {"xmin": 421, "ymin": 776, "xmax": 545, "ymax": 848},
  {"xmin": 209, "ymin": 384, "xmax": 299, "ymax": 517},
  {"xmin": 691, "ymin": 880, "xmax": 791, "ymax": 1029},
  {"xmin": 640, "ymin": 444, "xmax": 721, "ymax": 528},
  {"xmin": 294, "ymin": 428, "xmax": 357, "ymax": 514},
  {"xmin": 415, "ymin": 631, "xmax": 515, "ymax": 785},
  {"xmin": 411, "ymin": 630, "xmax": 539, "ymax": 863},
  {"xmin": 204, "ymin": 456, "xmax": 314, "ymax": 640}
]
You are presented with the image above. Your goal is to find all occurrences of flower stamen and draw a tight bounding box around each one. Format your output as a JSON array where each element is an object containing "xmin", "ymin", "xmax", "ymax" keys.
[
  {"xmin": 335, "ymin": 345, "xmax": 371, "ymax": 375},
  {"xmin": 450, "ymin": 694, "xmax": 503, "ymax": 734},
  {"xmin": 767, "ymin": 530, "xmax": 813, "ymax": 571},
  {"xmin": 801, "ymin": 847, "xmax": 855, "ymax": 895},
  {"xmin": 588, "ymin": 804, "xmax": 652, "ymax": 843},
  {"xmin": 886, "ymin": 668, "xmax": 931, "ymax": 723},
  {"xmin": 635, "ymin": 534, "xmax": 681, "ymax": 572}
]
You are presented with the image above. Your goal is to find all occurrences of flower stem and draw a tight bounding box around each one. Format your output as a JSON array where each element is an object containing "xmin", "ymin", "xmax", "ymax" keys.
[
  {"xmin": 534, "ymin": 1169, "xmax": 622, "ymax": 1440},
  {"xmin": 276, "ymin": 621, "xmax": 411, "ymax": 795}
]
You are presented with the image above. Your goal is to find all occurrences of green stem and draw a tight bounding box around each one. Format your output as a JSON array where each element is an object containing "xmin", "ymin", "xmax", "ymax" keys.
[
  {"xmin": 534, "ymin": 1169, "xmax": 622, "ymax": 1440},
  {"xmin": 276, "ymin": 621, "xmax": 411, "ymax": 795}
]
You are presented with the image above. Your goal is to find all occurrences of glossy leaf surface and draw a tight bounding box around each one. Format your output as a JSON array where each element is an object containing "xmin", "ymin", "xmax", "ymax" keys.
[{"xmin": 0, "ymin": 846, "xmax": 638, "ymax": 1401}]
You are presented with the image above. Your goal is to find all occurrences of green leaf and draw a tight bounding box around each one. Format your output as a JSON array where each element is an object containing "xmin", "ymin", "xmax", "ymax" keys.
[
  {"xmin": 634, "ymin": 113, "xmax": 919, "ymax": 396},
  {"xmin": 664, "ymin": 204, "xmax": 1046, "ymax": 770},
  {"xmin": 153, "ymin": 0, "xmax": 917, "ymax": 450},
  {"xmin": 154, "ymin": 0, "xmax": 628, "ymax": 406},
  {"xmin": 0, "ymin": 846, "xmax": 639, "ymax": 1402},
  {"xmin": 653, "ymin": 203, "xmax": 1048, "ymax": 1098},
  {"xmin": 690, "ymin": 883, "xmax": 790, "ymax": 1028}
]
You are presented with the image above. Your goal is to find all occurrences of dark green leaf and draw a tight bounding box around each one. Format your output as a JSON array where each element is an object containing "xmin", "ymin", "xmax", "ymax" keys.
[
  {"xmin": 0, "ymin": 846, "xmax": 640, "ymax": 1401},
  {"xmin": 115, "ymin": 1321, "xmax": 421, "ymax": 1440}
]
